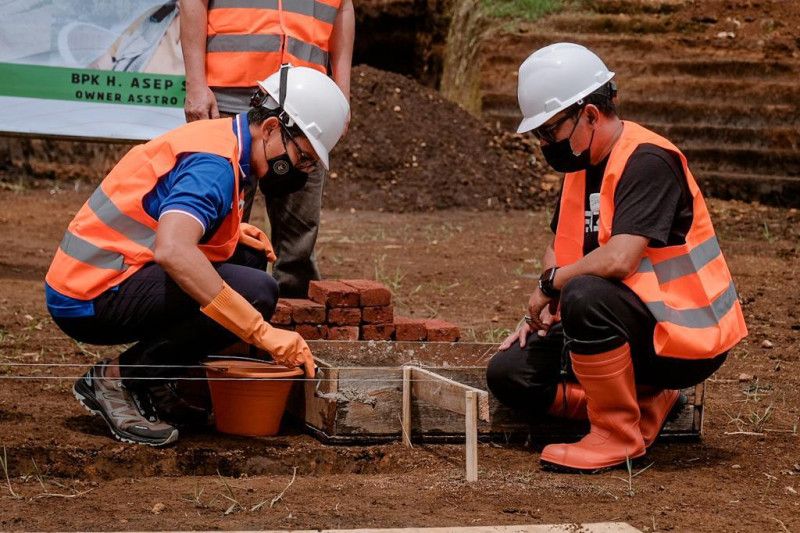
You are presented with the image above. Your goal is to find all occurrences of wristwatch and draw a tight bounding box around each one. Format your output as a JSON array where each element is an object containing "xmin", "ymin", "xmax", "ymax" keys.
[{"xmin": 538, "ymin": 267, "xmax": 560, "ymax": 298}]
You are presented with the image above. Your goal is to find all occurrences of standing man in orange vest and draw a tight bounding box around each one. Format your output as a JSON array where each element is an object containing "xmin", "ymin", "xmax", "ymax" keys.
[
  {"xmin": 45, "ymin": 66, "xmax": 349, "ymax": 446},
  {"xmin": 486, "ymin": 43, "xmax": 747, "ymax": 472},
  {"xmin": 179, "ymin": 0, "xmax": 355, "ymax": 298}
]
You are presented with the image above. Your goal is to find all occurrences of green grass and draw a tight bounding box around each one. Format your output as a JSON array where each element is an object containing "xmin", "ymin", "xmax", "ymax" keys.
[{"xmin": 481, "ymin": 0, "xmax": 565, "ymax": 20}]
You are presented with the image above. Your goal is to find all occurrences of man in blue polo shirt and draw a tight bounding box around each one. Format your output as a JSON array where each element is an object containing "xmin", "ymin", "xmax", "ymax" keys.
[{"xmin": 45, "ymin": 66, "xmax": 350, "ymax": 446}]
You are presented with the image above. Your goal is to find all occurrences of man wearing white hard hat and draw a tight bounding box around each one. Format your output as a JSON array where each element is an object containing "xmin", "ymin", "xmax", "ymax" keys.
[
  {"xmin": 487, "ymin": 43, "xmax": 747, "ymax": 471},
  {"xmin": 45, "ymin": 65, "xmax": 349, "ymax": 446}
]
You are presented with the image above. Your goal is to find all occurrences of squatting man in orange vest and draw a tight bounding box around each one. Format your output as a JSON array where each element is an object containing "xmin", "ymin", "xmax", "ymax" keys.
[
  {"xmin": 180, "ymin": 0, "xmax": 354, "ymax": 298},
  {"xmin": 44, "ymin": 66, "xmax": 349, "ymax": 446},
  {"xmin": 487, "ymin": 43, "xmax": 747, "ymax": 472}
]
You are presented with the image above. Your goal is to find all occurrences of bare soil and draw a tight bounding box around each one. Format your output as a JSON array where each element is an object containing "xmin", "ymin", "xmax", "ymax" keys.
[
  {"xmin": 1, "ymin": 2, "xmax": 799, "ymax": 530},
  {"xmin": 0, "ymin": 187, "xmax": 798, "ymax": 531}
]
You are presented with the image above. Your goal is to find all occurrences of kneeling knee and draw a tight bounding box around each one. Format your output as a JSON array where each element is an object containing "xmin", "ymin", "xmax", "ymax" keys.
[
  {"xmin": 249, "ymin": 274, "xmax": 279, "ymax": 318},
  {"xmin": 486, "ymin": 354, "xmax": 513, "ymax": 396},
  {"xmin": 486, "ymin": 353, "xmax": 553, "ymax": 413},
  {"xmin": 560, "ymin": 275, "xmax": 610, "ymax": 329}
]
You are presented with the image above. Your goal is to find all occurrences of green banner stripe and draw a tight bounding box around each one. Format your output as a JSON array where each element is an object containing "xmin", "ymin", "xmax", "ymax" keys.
[{"xmin": 0, "ymin": 63, "xmax": 185, "ymax": 108}]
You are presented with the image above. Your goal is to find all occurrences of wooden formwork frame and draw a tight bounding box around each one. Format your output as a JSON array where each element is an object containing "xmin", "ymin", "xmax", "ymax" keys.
[
  {"xmin": 401, "ymin": 365, "xmax": 490, "ymax": 482},
  {"xmin": 290, "ymin": 341, "xmax": 705, "ymax": 449}
]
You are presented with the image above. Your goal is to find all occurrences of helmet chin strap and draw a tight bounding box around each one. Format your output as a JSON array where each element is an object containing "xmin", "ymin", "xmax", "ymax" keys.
[
  {"xmin": 277, "ymin": 64, "xmax": 295, "ymax": 129},
  {"xmin": 575, "ymin": 128, "xmax": 596, "ymax": 160}
]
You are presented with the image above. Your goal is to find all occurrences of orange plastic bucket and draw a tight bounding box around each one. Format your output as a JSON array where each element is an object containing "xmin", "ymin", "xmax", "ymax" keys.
[{"xmin": 204, "ymin": 359, "xmax": 303, "ymax": 437}]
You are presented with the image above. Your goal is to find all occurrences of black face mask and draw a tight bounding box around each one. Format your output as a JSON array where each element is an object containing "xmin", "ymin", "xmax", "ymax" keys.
[
  {"xmin": 540, "ymin": 111, "xmax": 595, "ymax": 173},
  {"xmin": 258, "ymin": 135, "xmax": 310, "ymax": 197}
]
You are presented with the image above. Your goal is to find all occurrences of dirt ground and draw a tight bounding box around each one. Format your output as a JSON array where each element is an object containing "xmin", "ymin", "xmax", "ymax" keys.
[
  {"xmin": 0, "ymin": 185, "xmax": 798, "ymax": 532},
  {"xmin": 1, "ymin": 2, "xmax": 799, "ymax": 529}
]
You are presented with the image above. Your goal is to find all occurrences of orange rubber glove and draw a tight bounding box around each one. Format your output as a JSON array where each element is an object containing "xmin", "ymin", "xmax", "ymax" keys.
[
  {"xmin": 238, "ymin": 223, "xmax": 277, "ymax": 263},
  {"xmin": 201, "ymin": 283, "xmax": 315, "ymax": 377}
]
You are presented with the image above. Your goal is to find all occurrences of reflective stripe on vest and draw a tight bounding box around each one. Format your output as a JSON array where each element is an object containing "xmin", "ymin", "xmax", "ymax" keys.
[
  {"xmin": 553, "ymin": 121, "xmax": 747, "ymax": 359},
  {"xmin": 646, "ymin": 280, "xmax": 738, "ymax": 329},
  {"xmin": 636, "ymin": 235, "xmax": 721, "ymax": 284},
  {"xmin": 206, "ymin": 35, "xmax": 328, "ymax": 67},
  {"xmin": 88, "ymin": 186, "xmax": 157, "ymax": 250},
  {"xmin": 206, "ymin": 0, "xmax": 340, "ymax": 86},
  {"xmin": 209, "ymin": 0, "xmax": 338, "ymax": 24},
  {"xmin": 59, "ymin": 230, "xmax": 128, "ymax": 272}
]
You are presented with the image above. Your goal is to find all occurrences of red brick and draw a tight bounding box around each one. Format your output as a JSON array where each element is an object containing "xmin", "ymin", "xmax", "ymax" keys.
[
  {"xmin": 424, "ymin": 319, "xmax": 460, "ymax": 342},
  {"xmin": 394, "ymin": 316, "xmax": 427, "ymax": 341},
  {"xmin": 328, "ymin": 307, "xmax": 362, "ymax": 326},
  {"xmin": 362, "ymin": 305, "xmax": 394, "ymax": 324},
  {"xmin": 361, "ymin": 324, "xmax": 395, "ymax": 341},
  {"xmin": 271, "ymin": 300, "xmax": 293, "ymax": 325},
  {"xmin": 296, "ymin": 324, "xmax": 328, "ymax": 340},
  {"xmin": 327, "ymin": 326, "xmax": 360, "ymax": 340},
  {"xmin": 308, "ymin": 280, "xmax": 360, "ymax": 308},
  {"xmin": 340, "ymin": 279, "xmax": 392, "ymax": 307},
  {"xmin": 282, "ymin": 298, "xmax": 326, "ymax": 324}
]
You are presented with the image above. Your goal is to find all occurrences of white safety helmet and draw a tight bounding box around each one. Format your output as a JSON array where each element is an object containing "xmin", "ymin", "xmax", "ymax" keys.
[
  {"xmin": 257, "ymin": 65, "xmax": 350, "ymax": 170},
  {"xmin": 516, "ymin": 43, "xmax": 615, "ymax": 134}
]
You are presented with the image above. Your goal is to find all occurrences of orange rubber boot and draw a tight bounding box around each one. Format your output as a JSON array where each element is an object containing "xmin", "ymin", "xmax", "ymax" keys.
[
  {"xmin": 547, "ymin": 382, "xmax": 587, "ymax": 420},
  {"xmin": 638, "ymin": 387, "xmax": 681, "ymax": 448},
  {"xmin": 540, "ymin": 344, "xmax": 646, "ymax": 472}
]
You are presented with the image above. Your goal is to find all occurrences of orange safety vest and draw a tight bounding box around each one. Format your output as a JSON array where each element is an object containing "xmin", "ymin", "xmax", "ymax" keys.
[
  {"xmin": 553, "ymin": 121, "xmax": 747, "ymax": 360},
  {"xmin": 45, "ymin": 118, "xmax": 244, "ymax": 301},
  {"xmin": 206, "ymin": 0, "xmax": 342, "ymax": 87}
]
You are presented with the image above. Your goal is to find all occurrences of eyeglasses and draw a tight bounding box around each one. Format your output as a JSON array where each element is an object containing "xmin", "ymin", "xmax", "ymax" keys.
[
  {"xmin": 280, "ymin": 127, "xmax": 318, "ymax": 172},
  {"xmin": 532, "ymin": 107, "xmax": 582, "ymax": 144}
]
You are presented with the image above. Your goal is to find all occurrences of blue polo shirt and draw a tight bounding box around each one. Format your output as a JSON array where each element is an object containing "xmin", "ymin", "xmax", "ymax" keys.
[{"xmin": 46, "ymin": 114, "xmax": 252, "ymax": 318}]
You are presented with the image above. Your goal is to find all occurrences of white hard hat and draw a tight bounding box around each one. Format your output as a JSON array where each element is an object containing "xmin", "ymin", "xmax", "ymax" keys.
[
  {"xmin": 257, "ymin": 65, "xmax": 349, "ymax": 170},
  {"xmin": 516, "ymin": 42, "xmax": 615, "ymax": 133}
]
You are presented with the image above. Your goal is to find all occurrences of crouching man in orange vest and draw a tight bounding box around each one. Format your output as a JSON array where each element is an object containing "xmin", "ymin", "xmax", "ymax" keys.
[
  {"xmin": 487, "ymin": 43, "xmax": 747, "ymax": 472},
  {"xmin": 45, "ymin": 66, "xmax": 349, "ymax": 446}
]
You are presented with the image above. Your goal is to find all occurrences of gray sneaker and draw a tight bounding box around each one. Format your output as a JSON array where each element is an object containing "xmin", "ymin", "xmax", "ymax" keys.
[{"xmin": 72, "ymin": 359, "xmax": 178, "ymax": 446}]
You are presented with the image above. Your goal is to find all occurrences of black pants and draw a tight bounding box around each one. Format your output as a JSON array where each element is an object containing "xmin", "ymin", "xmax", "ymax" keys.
[
  {"xmin": 486, "ymin": 275, "xmax": 726, "ymax": 417},
  {"xmin": 52, "ymin": 246, "xmax": 277, "ymax": 389}
]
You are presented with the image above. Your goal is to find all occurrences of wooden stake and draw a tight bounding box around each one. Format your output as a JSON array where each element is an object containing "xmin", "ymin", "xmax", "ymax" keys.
[
  {"xmin": 694, "ymin": 381, "xmax": 706, "ymax": 436},
  {"xmin": 465, "ymin": 390, "xmax": 478, "ymax": 482},
  {"xmin": 402, "ymin": 366, "xmax": 412, "ymax": 447}
]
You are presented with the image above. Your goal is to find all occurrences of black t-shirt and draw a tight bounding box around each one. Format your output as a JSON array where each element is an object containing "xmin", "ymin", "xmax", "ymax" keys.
[{"xmin": 550, "ymin": 143, "xmax": 693, "ymax": 255}]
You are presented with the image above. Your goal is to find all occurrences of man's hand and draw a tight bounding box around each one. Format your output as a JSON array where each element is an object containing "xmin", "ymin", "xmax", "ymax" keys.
[
  {"xmin": 536, "ymin": 299, "xmax": 560, "ymax": 337},
  {"xmin": 526, "ymin": 287, "xmax": 554, "ymax": 332},
  {"xmin": 184, "ymin": 84, "xmax": 219, "ymax": 122},
  {"xmin": 239, "ymin": 223, "xmax": 277, "ymax": 262},
  {"xmin": 261, "ymin": 328, "xmax": 316, "ymax": 378},
  {"xmin": 200, "ymin": 283, "xmax": 316, "ymax": 378},
  {"xmin": 498, "ymin": 322, "xmax": 533, "ymax": 351}
]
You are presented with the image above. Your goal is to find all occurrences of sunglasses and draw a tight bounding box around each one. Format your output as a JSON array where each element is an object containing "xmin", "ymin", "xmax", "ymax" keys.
[
  {"xmin": 532, "ymin": 107, "xmax": 583, "ymax": 144},
  {"xmin": 280, "ymin": 127, "xmax": 317, "ymax": 172}
]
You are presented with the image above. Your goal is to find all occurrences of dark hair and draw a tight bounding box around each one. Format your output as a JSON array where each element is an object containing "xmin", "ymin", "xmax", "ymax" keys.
[
  {"xmin": 247, "ymin": 101, "xmax": 305, "ymax": 137},
  {"xmin": 582, "ymin": 81, "xmax": 617, "ymax": 116},
  {"xmin": 247, "ymin": 105, "xmax": 279, "ymax": 125}
]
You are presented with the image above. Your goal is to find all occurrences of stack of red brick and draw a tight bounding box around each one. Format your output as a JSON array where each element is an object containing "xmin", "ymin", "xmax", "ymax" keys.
[{"xmin": 271, "ymin": 279, "xmax": 460, "ymax": 342}]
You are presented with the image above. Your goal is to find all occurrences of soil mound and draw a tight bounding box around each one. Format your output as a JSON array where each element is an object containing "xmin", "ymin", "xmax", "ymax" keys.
[{"xmin": 326, "ymin": 65, "xmax": 555, "ymax": 211}]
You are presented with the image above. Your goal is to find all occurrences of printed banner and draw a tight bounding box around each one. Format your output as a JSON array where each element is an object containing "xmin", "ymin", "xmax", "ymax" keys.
[{"xmin": 0, "ymin": 0, "xmax": 186, "ymax": 140}]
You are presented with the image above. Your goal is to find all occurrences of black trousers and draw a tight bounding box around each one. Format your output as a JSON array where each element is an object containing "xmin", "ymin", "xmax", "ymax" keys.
[
  {"xmin": 52, "ymin": 246, "xmax": 277, "ymax": 389},
  {"xmin": 486, "ymin": 275, "xmax": 726, "ymax": 417}
]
